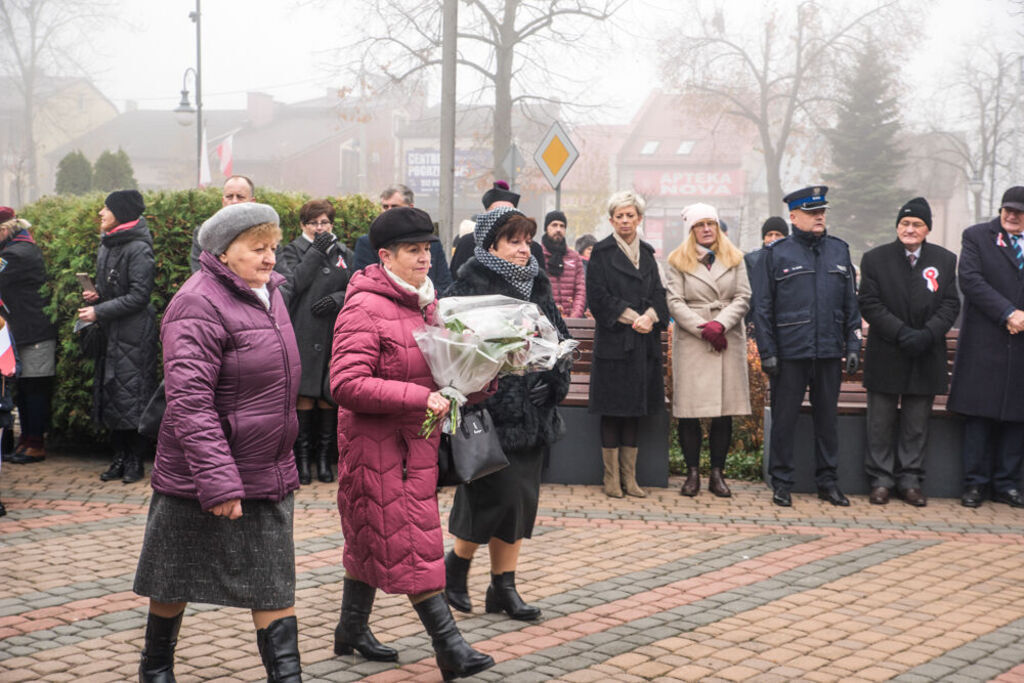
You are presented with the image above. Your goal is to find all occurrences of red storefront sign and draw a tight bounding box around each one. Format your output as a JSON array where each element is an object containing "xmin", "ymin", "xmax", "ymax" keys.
[{"xmin": 634, "ymin": 170, "xmax": 744, "ymax": 197}]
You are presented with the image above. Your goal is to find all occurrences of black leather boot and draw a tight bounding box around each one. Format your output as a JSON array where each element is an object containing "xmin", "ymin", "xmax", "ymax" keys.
[
  {"xmin": 0, "ymin": 498, "xmax": 6, "ymax": 517},
  {"xmin": 138, "ymin": 610, "xmax": 183, "ymax": 683},
  {"xmin": 315, "ymin": 408, "xmax": 337, "ymax": 483},
  {"xmin": 484, "ymin": 571, "xmax": 541, "ymax": 621},
  {"xmin": 333, "ymin": 578, "xmax": 398, "ymax": 661},
  {"xmin": 680, "ymin": 468, "xmax": 700, "ymax": 496},
  {"xmin": 444, "ymin": 550, "xmax": 472, "ymax": 613},
  {"xmin": 123, "ymin": 435, "xmax": 146, "ymax": 484},
  {"xmin": 294, "ymin": 410, "xmax": 314, "ymax": 485},
  {"xmin": 256, "ymin": 616, "xmax": 302, "ymax": 682},
  {"xmin": 413, "ymin": 593, "xmax": 494, "ymax": 681},
  {"xmin": 100, "ymin": 452, "xmax": 126, "ymax": 481},
  {"xmin": 709, "ymin": 468, "xmax": 732, "ymax": 497}
]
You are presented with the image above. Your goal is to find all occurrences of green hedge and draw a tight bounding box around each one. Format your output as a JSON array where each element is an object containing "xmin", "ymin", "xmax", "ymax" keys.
[{"xmin": 20, "ymin": 189, "xmax": 380, "ymax": 446}]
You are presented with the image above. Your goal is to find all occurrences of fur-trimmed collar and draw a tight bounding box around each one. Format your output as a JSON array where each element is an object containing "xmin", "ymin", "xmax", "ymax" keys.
[{"xmin": 452, "ymin": 256, "xmax": 553, "ymax": 303}]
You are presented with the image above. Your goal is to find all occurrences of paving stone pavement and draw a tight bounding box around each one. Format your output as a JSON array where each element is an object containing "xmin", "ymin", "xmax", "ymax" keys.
[{"xmin": 4, "ymin": 455, "xmax": 1024, "ymax": 681}]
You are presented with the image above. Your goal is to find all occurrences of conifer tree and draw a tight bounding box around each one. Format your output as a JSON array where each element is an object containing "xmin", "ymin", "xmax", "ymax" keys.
[
  {"xmin": 55, "ymin": 150, "xmax": 92, "ymax": 195},
  {"xmin": 92, "ymin": 148, "xmax": 138, "ymax": 192},
  {"xmin": 824, "ymin": 42, "xmax": 907, "ymax": 256}
]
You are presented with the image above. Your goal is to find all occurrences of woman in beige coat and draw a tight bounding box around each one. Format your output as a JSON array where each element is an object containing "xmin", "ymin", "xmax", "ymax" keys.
[{"xmin": 665, "ymin": 203, "xmax": 751, "ymax": 498}]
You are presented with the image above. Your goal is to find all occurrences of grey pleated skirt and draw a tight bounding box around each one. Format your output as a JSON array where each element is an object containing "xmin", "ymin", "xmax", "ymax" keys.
[{"xmin": 133, "ymin": 491, "xmax": 295, "ymax": 610}]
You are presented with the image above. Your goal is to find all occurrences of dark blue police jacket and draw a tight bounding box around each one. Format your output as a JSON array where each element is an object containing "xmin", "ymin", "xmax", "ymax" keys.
[{"xmin": 751, "ymin": 228, "xmax": 861, "ymax": 361}]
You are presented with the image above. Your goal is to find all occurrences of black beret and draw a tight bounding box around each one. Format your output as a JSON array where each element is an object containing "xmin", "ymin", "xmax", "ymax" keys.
[
  {"xmin": 481, "ymin": 181, "xmax": 520, "ymax": 209},
  {"xmin": 369, "ymin": 206, "xmax": 439, "ymax": 250},
  {"xmin": 104, "ymin": 190, "xmax": 145, "ymax": 224}
]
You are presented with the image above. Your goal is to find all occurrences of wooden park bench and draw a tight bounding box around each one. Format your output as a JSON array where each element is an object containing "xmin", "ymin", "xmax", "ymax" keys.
[
  {"xmin": 544, "ymin": 317, "xmax": 672, "ymax": 487},
  {"xmin": 765, "ymin": 329, "xmax": 972, "ymax": 498}
]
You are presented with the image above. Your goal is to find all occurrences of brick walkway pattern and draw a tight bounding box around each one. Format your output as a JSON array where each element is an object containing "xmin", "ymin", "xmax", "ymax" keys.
[{"xmin": 3, "ymin": 454, "xmax": 1024, "ymax": 682}]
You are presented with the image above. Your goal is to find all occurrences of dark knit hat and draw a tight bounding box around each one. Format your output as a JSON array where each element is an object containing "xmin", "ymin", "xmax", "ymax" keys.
[
  {"xmin": 474, "ymin": 206, "xmax": 524, "ymax": 250},
  {"xmin": 104, "ymin": 190, "xmax": 145, "ymax": 224},
  {"xmin": 199, "ymin": 202, "xmax": 279, "ymax": 255},
  {"xmin": 544, "ymin": 210, "xmax": 567, "ymax": 230},
  {"xmin": 761, "ymin": 216, "xmax": 789, "ymax": 239},
  {"xmin": 1000, "ymin": 186, "xmax": 1024, "ymax": 212},
  {"xmin": 369, "ymin": 206, "xmax": 439, "ymax": 250},
  {"xmin": 896, "ymin": 197, "xmax": 932, "ymax": 230},
  {"xmin": 481, "ymin": 181, "xmax": 520, "ymax": 209},
  {"xmin": 0, "ymin": 207, "xmax": 14, "ymax": 224}
]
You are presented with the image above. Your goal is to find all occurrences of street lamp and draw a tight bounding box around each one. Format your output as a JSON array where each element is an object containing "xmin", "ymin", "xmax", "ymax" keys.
[
  {"xmin": 171, "ymin": 1, "xmax": 202, "ymax": 186},
  {"xmin": 967, "ymin": 174, "xmax": 985, "ymax": 224}
]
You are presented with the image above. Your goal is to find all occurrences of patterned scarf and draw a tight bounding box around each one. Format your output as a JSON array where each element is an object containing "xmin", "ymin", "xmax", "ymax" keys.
[{"xmin": 474, "ymin": 246, "xmax": 539, "ymax": 299}]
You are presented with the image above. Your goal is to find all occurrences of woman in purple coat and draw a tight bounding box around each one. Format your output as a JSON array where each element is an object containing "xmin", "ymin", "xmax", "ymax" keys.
[{"xmin": 132, "ymin": 203, "xmax": 303, "ymax": 682}]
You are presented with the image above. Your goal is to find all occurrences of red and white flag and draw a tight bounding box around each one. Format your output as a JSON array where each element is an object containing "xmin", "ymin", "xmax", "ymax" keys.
[
  {"xmin": 0, "ymin": 317, "xmax": 15, "ymax": 377},
  {"xmin": 217, "ymin": 135, "xmax": 234, "ymax": 177}
]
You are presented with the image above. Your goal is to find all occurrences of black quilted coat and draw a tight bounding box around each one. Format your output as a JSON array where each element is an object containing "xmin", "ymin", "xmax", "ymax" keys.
[
  {"xmin": 445, "ymin": 257, "xmax": 571, "ymax": 452},
  {"xmin": 91, "ymin": 217, "xmax": 158, "ymax": 430}
]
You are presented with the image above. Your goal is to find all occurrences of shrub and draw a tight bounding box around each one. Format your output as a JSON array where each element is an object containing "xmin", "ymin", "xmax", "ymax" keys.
[
  {"xmin": 20, "ymin": 188, "xmax": 380, "ymax": 446},
  {"xmin": 55, "ymin": 150, "xmax": 93, "ymax": 195},
  {"xmin": 92, "ymin": 148, "xmax": 138, "ymax": 192}
]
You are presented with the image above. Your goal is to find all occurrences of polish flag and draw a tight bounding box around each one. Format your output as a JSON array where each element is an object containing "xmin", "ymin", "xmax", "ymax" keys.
[
  {"xmin": 0, "ymin": 316, "xmax": 15, "ymax": 377},
  {"xmin": 199, "ymin": 127, "xmax": 212, "ymax": 188},
  {"xmin": 217, "ymin": 135, "xmax": 234, "ymax": 177}
]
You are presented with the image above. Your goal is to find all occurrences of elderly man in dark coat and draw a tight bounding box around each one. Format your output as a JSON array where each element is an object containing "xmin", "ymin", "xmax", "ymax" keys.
[
  {"xmin": 949, "ymin": 186, "xmax": 1024, "ymax": 508},
  {"xmin": 858, "ymin": 198, "xmax": 959, "ymax": 507}
]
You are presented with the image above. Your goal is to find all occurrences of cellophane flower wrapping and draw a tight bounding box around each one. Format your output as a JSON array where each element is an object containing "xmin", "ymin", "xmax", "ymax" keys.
[{"xmin": 414, "ymin": 295, "xmax": 579, "ymax": 436}]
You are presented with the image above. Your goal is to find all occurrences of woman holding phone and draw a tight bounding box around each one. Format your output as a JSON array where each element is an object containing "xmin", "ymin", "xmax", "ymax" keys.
[{"xmin": 78, "ymin": 190, "xmax": 158, "ymax": 483}]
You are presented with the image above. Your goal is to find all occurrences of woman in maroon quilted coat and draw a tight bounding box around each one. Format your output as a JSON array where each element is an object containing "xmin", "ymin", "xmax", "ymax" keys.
[
  {"xmin": 133, "ymin": 203, "xmax": 303, "ymax": 682},
  {"xmin": 329, "ymin": 207, "xmax": 494, "ymax": 681}
]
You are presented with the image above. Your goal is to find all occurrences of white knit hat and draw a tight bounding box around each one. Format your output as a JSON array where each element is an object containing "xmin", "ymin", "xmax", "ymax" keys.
[{"xmin": 680, "ymin": 203, "xmax": 719, "ymax": 233}]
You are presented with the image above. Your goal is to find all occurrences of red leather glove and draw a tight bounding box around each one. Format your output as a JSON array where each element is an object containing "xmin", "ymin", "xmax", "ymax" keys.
[{"xmin": 699, "ymin": 321, "xmax": 727, "ymax": 351}]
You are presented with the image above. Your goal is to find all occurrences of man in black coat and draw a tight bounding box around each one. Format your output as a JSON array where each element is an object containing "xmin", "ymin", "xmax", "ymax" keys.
[
  {"xmin": 744, "ymin": 216, "xmax": 788, "ymax": 327},
  {"xmin": 858, "ymin": 197, "xmax": 959, "ymax": 507},
  {"xmin": 948, "ymin": 186, "xmax": 1024, "ymax": 508},
  {"xmin": 752, "ymin": 186, "xmax": 862, "ymax": 507}
]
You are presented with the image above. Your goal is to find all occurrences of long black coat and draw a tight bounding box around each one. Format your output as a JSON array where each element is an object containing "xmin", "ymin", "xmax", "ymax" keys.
[
  {"xmin": 275, "ymin": 236, "xmax": 354, "ymax": 400},
  {"xmin": 585, "ymin": 235, "xmax": 669, "ymax": 417},
  {"xmin": 0, "ymin": 228, "xmax": 57, "ymax": 345},
  {"xmin": 948, "ymin": 218, "xmax": 1024, "ymax": 420},
  {"xmin": 91, "ymin": 217, "xmax": 158, "ymax": 430},
  {"xmin": 444, "ymin": 257, "xmax": 570, "ymax": 453},
  {"xmin": 858, "ymin": 240, "xmax": 959, "ymax": 395}
]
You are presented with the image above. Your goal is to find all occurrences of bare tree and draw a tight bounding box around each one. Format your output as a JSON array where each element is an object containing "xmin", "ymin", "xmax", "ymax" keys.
[
  {"xmin": 0, "ymin": 0, "xmax": 109, "ymax": 203},
  {"xmin": 330, "ymin": 0, "xmax": 624, "ymax": 175},
  {"xmin": 659, "ymin": 1, "xmax": 903, "ymax": 210},
  {"xmin": 926, "ymin": 48, "xmax": 1019, "ymax": 220}
]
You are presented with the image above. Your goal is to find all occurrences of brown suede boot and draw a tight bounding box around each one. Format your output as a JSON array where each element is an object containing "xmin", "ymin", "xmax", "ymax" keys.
[
  {"xmin": 619, "ymin": 446, "xmax": 646, "ymax": 497},
  {"xmin": 602, "ymin": 448, "xmax": 624, "ymax": 498}
]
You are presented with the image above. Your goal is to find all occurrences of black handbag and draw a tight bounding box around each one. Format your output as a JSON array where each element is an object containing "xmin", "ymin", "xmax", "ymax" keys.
[
  {"xmin": 73, "ymin": 319, "xmax": 105, "ymax": 359},
  {"xmin": 138, "ymin": 380, "xmax": 166, "ymax": 440},
  {"xmin": 437, "ymin": 407, "xmax": 509, "ymax": 486}
]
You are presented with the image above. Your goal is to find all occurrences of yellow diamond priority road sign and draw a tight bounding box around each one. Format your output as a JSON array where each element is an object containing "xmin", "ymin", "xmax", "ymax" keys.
[{"xmin": 534, "ymin": 121, "xmax": 579, "ymax": 189}]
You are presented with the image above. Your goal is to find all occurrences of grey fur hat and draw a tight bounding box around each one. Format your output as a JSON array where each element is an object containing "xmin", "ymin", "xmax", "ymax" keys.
[{"xmin": 199, "ymin": 202, "xmax": 279, "ymax": 255}]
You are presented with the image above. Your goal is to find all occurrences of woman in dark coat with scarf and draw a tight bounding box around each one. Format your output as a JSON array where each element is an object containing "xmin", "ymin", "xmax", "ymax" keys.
[
  {"xmin": 0, "ymin": 209, "xmax": 57, "ymax": 463},
  {"xmin": 133, "ymin": 202, "xmax": 303, "ymax": 682},
  {"xmin": 275, "ymin": 198, "xmax": 354, "ymax": 484},
  {"xmin": 78, "ymin": 190, "xmax": 157, "ymax": 484},
  {"xmin": 443, "ymin": 206, "xmax": 571, "ymax": 623},
  {"xmin": 586, "ymin": 190, "xmax": 669, "ymax": 499}
]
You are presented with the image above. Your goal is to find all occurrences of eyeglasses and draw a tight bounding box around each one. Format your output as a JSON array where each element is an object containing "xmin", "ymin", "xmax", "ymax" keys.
[{"xmin": 305, "ymin": 220, "xmax": 333, "ymax": 227}]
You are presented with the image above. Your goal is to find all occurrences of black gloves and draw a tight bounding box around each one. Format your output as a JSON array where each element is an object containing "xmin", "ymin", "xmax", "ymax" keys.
[
  {"xmin": 845, "ymin": 354, "xmax": 860, "ymax": 375},
  {"xmin": 528, "ymin": 380, "xmax": 551, "ymax": 407},
  {"xmin": 897, "ymin": 326, "xmax": 932, "ymax": 356},
  {"xmin": 311, "ymin": 295, "xmax": 341, "ymax": 318},
  {"xmin": 761, "ymin": 356, "xmax": 779, "ymax": 377},
  {"xmin": 312, "ymin": 231, "xmax": 337, "ymax": 254}
]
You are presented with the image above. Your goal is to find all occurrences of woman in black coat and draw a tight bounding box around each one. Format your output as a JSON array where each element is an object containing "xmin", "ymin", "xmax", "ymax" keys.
[
  {"xmin": 0, "ymin": 210, "xmax": 57, "ymax": 464},
  {"xmin": 443, "ymin": 206, "xmax": 570, "ymax": 622},
  {"xmin": 275, "ymin": 199, "xmax": 354, "ymax": 484},
  {"xmin": 78, "ymin": 190, "xmax": 158, "ymax": 484},
  {"xmin": 586, "ymin": 190, "xmax": 669, "ymax": 499}
]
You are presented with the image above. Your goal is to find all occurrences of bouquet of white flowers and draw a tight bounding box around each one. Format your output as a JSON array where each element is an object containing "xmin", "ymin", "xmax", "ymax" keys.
[{"xmin": 414, "ymin": 295, "xmax": 578, "ymax": 436}]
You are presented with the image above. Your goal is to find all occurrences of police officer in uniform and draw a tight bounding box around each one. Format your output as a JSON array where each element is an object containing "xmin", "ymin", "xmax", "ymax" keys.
[{"xmin": 752, "ymin": 186, "xmax": 862, "ymax": 507}]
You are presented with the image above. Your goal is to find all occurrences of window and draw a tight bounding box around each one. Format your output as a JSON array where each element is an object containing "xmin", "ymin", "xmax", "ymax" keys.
[
  {"xmin": 640, "ymin": 140, "xmax": 660, "ymax": 155},
  {"xmin": 676, "ymin": 140, "xmax": 695, "ymax": 155}
]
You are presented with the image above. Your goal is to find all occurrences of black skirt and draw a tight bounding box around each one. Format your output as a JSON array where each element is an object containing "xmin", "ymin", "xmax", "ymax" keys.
[
  {"xmin": 133, "ymin": 492, "xmax": 295, "ymax": 610},
  {"xmin": 448, "ymin": 446, "xmax": 543, "ymax": 544}
]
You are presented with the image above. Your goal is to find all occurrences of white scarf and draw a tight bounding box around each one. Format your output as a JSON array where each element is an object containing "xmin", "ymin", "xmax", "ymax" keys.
[{"xmin": 384, "ymin": 266, "xmax": 435, "ymax": 309}]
